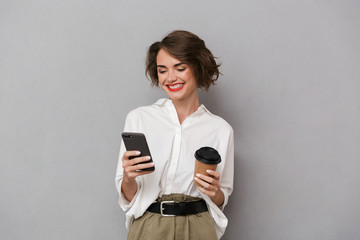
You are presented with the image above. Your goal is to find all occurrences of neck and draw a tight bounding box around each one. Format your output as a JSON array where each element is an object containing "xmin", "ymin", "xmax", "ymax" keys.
[{"xmin": 171, "ymin": 94, "xmax": 200, "ymax": 125}]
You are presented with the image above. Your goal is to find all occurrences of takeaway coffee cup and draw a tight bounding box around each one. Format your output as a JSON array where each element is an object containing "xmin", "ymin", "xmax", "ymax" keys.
[{"xmin": 194, "ymin": 147, "xmax": 222, "ymax": 187}]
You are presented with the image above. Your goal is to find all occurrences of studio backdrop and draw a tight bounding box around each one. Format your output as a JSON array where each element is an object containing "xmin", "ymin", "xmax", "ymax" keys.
[{"xmin": 1, "ymin": 0, "xmax": 359, "ymax": 239}]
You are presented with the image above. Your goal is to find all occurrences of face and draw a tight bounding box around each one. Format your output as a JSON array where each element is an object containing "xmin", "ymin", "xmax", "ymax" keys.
[{"xmin": 156, "ymin": 49, "xmax": 198, "ymax": 102}]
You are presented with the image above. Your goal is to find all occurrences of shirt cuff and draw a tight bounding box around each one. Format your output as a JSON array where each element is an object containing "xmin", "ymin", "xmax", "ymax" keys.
[
  {"xmin": 219, "ymin": 187, "xmax": 230, "ymax": 211},
  {"xmin": 118, "ymin": 178, "xmax": 142, "ymax": 211}
]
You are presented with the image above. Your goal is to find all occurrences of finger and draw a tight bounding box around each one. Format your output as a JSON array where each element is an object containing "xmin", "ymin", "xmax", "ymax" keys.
[
  {"xmin": 123, "ymin": 156, "xmax": 151, "ymax": 168},
  {"xmin": 205, "ymin": 170, "xmax": 220, "ymax": 180},
  {"xmin": 197, "ymin": 184, "xmax": 216, "ymax": 197},
  {"xmin": 195, "ymin": 173, "xmax": 218, "ymax": 185},
  {"xmin": 123, "ymin": 156, "xmax": 152, "ymax": 170},
  {"xmin": 129, "ymin": 156, "xmax": 152, "ymax": 165},
  {"xmin": 194, "ymin": 176, "xmax": 212, "ymax": 190},
  {"xmin": 127, "ymin": 161, "xmax": 155, "ymax": 172},
  {"xmin": 123, "ymin": 150, "xmax": 141, "ymax": 159}
]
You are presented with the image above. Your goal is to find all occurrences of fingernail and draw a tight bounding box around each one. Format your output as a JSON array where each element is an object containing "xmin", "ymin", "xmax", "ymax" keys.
[
  {"xmin": 196, "ymin": 173, "xmax": 201, "ymax": 177},
  {"xmin": 194, "ymin": 177, "xmax": 198, "ymax": 181},
  {"xmin": 206, "ymin": 170, "xmax": 211, "ymax": 173},
  {"xmin": 146, "ymin": 156, "xmax": 151, "ymax": 160},
  {"xmin": 150, "ymin": 162, "xmax": 155, "ymax": 166},
  {"xmin": 136, "ymin": 151, "xmax": 141, "ymax": 155}
]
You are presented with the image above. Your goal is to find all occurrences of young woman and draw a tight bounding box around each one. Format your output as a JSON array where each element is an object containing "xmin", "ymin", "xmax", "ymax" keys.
[{"xmin": 115, "ymin": 30, "xmax": 234, "ymax": 240}]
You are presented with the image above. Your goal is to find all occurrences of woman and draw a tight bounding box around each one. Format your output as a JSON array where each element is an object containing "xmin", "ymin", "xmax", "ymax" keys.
[{"xmin": 115, "ymin": 30, "xmax": 234, "ymax": 240}]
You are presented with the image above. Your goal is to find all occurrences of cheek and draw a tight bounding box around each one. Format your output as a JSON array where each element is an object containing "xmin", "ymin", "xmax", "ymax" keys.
[
  {"xmin": 157, "ymin": 76, "xmax": 167, "ymax": 90},
  {"xmin": 184, "ymin": 73, "xmax": 196, "ymax": 85},
  {"xmin": 157, "ymin": 75, "xmax": 165, "ymax": 85},
  {"xmin": 182, "ymin": 70, "xmax": 195, "ymax": 82},
  {"xmin": 158, "ymin": 76, "xmax": 164, "ymax": 86}
]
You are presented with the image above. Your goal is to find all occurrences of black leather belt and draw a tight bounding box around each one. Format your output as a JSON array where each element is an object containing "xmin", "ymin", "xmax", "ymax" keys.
[{"xmin": 146, "ymin": 200, "xmax": 208, "ymax": 216}]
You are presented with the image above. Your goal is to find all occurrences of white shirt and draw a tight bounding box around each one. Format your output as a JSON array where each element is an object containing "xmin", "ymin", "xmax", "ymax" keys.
[{"xmin": 115, "ymin": 98, "xmax": 234, "ymax": 239}]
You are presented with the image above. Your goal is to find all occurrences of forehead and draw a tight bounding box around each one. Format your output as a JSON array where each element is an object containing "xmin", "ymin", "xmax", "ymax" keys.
[{"xmin": 156, "ymin": 49, "xmax": 183, "ymax": 67}]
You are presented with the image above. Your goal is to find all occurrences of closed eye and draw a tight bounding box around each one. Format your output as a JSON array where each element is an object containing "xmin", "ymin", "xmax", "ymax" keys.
[{"xmin": 157, "ymin": 68, "xmax": 166, "ymax": 74}]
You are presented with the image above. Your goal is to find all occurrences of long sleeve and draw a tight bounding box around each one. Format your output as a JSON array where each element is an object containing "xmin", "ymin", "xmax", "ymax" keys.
[
  {"xmin": 115, "ymin": 112, "xmax": 143, "ymax": 211},
  {"xmin": 219, "ymin": 126, "xmax": 234, "ymax": 210}
]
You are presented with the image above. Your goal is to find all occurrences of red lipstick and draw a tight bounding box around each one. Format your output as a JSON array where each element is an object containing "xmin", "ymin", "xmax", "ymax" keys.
[{"xmin": 166, "ymin": 83, "xmax": 185, "ymax": 92}]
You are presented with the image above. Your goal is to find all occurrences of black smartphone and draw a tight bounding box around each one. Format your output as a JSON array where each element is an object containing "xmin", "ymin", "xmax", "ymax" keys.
[{"xmin": 121, "ymin": 132, "xmax": 155, "ymax": 171}]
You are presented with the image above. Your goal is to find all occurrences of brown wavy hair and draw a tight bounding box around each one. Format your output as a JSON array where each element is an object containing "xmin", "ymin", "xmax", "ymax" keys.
[{"xmin": 145, "ymin": 30, "xmax": 221, "ymax": 91}]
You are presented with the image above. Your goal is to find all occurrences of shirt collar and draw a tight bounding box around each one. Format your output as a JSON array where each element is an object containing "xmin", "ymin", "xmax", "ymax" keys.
[
  {"xmin": 154, "ymin": 98, "xmax": 172, "ymax": 107},
  {"xmin": 153, "ymin": 98, "xmax": 211, "ymax": 118}
]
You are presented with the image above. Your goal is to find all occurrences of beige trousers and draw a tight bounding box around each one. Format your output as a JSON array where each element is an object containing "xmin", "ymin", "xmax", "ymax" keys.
[{"xmin": 127, "ymin": 194, "xmax": 218, "ymax": 240}]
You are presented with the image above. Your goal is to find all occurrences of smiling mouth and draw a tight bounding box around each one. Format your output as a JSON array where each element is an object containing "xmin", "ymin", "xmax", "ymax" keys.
[{"xmin": 166, "ymin": 83, "xmax": 185, "ymax": 92}]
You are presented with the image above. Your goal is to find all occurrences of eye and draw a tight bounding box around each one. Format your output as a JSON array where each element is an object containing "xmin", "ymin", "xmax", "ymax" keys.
[
  {"xmin": 158, "ymin": 69, "xmax": 166, "ymax": 74},
  {"xmin": 177, "ymin": 68, "xmax": 185, "ymax": 72}
]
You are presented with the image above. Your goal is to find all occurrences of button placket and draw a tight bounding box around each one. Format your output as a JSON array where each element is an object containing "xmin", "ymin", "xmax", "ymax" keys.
[{"xmin": 164, "ymin": 126, "xmax": 182, "ymax": 193}]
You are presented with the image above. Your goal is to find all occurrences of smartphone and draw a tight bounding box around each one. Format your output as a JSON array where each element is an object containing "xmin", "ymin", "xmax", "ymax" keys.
[{"xmin": 121, "ymin": 132, "xmax": 155, "ymax": 171}]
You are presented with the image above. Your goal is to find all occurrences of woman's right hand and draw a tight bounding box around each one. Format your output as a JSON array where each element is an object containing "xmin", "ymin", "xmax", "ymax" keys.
[
  {"xmin": 121, "ymin": 151, "xmax": 154, "ymax": 202},
  {"xmin": 122, "ymin": 150, "xmax": 155, "ymax": 183}
]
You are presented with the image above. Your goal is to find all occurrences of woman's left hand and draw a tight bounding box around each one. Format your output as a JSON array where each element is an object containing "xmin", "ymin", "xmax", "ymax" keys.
[{"xmin": 194, "ymin": 170, "xmax": 224, "ymax": 207}]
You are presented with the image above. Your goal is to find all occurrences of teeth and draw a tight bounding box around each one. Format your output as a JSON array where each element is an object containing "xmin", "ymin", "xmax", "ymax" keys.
[{"xmin": 168, "ymin": 84, "xmax": 184, "ymax": 89}]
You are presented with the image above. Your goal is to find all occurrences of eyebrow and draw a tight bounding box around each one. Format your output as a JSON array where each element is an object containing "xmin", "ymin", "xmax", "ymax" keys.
[{"xmin": 157, "ymin": 62, "xmax": 184, "ymax": 68}]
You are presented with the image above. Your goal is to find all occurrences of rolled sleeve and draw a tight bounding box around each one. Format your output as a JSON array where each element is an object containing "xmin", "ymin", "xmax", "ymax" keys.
[
  {"xmin": 218, "ymin": 125, "xmax": 234, "ymax": 210},
  {"xmin": 219, "ymin": 187, "xmax": 231, "ymax": 211},
  {"xmin": 117, "ymin": 178, "xmax": 142, "ymax": 211},
  {"xmin": 115, "ymin": 111, "xmax": 141, "ymax": 211}
]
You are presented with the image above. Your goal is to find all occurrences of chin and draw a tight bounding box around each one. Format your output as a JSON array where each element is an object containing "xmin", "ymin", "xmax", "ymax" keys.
[
  {"xmin": 168, "ymin": 94, "xmax": 183, "ymax": 101},
  {"xmin": 163, "ymin": 89, "xmax": 184, "ymax": 99}
]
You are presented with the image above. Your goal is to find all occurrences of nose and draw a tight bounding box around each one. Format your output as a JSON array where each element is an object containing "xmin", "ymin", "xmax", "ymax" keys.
[{"xmin": 168, "ymin": 69, "xmax": 177, "ymax": 82}]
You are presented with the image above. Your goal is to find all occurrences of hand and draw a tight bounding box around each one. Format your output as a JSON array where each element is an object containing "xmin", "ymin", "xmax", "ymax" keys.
[
  {"xmin": 122, "ymin": 150, "xmax": 154, "ymax": 183},
  {"xmin": 121, "ymin": 150, "xmax": 154, "ymax": 202},
  {"xmin": 194, "ymin": 170, "xmax": 224, "ymax": 207}
]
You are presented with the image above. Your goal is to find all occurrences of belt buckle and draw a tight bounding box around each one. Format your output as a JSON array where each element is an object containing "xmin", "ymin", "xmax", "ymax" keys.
[{"xmin": 160, "ymin": 200, "xmax": 175, "ymax": 216}]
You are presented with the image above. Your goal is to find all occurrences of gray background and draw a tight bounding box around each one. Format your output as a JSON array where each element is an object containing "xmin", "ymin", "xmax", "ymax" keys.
[{"xmin": 1, "ymin": 0, "xmax": 359, "ymax": 239}]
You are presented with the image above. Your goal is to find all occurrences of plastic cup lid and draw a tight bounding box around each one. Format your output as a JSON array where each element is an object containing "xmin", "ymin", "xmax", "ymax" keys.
[{"xmin": 194, "ymin": 147, "xmax": 221, "ymax": 165}]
